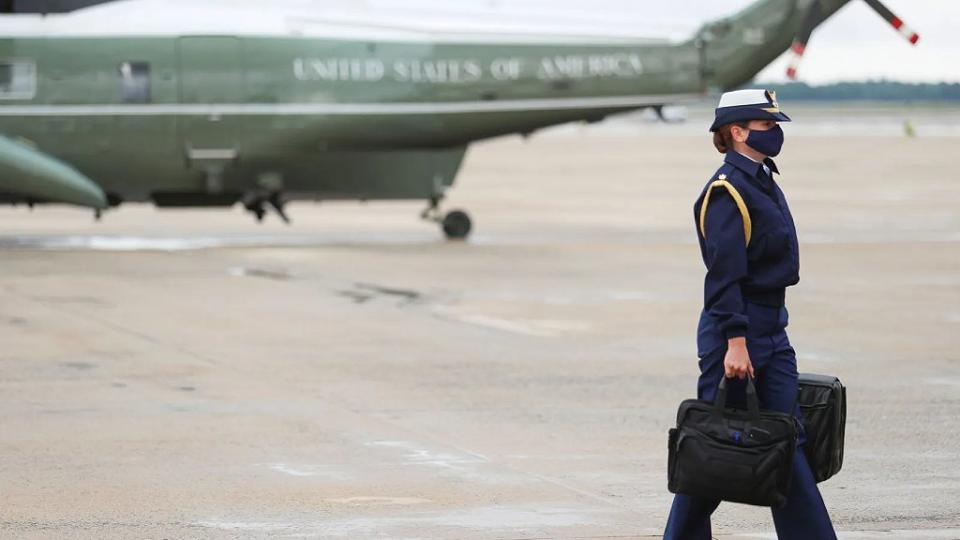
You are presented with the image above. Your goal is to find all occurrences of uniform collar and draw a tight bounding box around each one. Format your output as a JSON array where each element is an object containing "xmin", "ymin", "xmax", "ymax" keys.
[{"xmin": 724, "ymin": 150, "xmax": 779, "ymax": 178}]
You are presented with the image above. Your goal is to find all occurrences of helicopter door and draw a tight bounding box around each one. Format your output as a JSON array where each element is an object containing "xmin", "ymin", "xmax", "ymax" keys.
[{"xmin": 177, "ymin": 36, "xmax": 244, "ymax": 190}]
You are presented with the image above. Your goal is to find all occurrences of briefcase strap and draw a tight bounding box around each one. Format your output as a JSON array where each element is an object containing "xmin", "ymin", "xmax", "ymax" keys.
[{"xmin": 715, "ymin": 376, "xmax": 761, "ymax": 419}]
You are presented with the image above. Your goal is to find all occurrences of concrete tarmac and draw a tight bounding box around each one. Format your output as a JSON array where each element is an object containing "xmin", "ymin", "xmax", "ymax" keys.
[{"xmin": 0, "ymin": 134, "xmax": 958, "ymax": 539}]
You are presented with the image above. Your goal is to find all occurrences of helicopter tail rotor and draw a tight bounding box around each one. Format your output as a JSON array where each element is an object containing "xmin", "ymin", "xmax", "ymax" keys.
[{"xmin": 786, "ymin": 0, "xmax": 920, "ymax": 80}]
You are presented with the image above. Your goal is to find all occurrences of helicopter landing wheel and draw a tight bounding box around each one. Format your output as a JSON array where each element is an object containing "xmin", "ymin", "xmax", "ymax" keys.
[{"xmin": 441, "ymin": 209, "xmax": 472, "ymax": 240}]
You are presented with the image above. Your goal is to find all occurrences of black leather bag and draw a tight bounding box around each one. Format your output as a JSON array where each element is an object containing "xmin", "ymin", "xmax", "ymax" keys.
[
  {"xmin": 668, "ymin": 377, "xmax": 798, "ymax": 507},
  {"xmin": 798, "ymin": 373, "xmax": 846, "ymax": 483}
]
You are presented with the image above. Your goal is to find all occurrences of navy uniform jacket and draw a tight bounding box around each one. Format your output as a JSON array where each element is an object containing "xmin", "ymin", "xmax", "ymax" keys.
[{"xmin": 694, "ymin": 151, "xmax": 800, "ymax": 339}]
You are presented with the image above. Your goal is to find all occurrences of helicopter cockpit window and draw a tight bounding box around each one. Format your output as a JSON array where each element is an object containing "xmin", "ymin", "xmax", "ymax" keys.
[
  {"xmin": 119, "ymin": 61, "xmax": 150, "ymax": 103},
  {"xmin": 0, "ymin": 60, "xmax": 37, "ymax": 100}
]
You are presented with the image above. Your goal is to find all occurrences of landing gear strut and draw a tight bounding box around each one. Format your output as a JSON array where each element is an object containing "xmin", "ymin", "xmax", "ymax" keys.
[
  {"xmin": 244, "ymin": 192, "xmax": 290, "ymax": 224},
  {"xmin": 421, "ymin": 196, "xmax": 472, "ymax": 240}
]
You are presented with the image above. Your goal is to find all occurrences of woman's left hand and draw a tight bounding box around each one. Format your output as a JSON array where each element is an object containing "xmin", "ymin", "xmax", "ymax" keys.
[{"xmin": 724, "ymin": 337, "xmax": 755, "ymax": 379}]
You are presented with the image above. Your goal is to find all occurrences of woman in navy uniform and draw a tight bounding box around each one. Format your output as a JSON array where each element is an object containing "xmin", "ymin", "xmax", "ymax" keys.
[{"xmin": 663, "ymin": 89, "xmax": 837, "ymax": 540}]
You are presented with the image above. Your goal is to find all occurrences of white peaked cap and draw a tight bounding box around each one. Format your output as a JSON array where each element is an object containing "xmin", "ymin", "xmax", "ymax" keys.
[
  {"xmin": 717, "ymin": 89, "xmax": 775, "ymax": 109},
  {"xmin": 710, "ymin": 88, "xmax": 791, "ymax": 132}
]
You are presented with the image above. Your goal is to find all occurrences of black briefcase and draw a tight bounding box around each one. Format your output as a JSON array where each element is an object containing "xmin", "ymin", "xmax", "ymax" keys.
[
  {"xmin": 798, "ymin": 373, "xmax": 846, "ymax": 483},
  {"xmin": 668, "ymin": 377, "xmax": 798, "ymax": 507}
]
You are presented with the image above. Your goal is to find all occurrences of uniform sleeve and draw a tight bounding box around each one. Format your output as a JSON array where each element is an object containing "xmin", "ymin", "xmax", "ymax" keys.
[{"xmin": 699, "ymin": 189, "xmax": 749, "ymax": 339}]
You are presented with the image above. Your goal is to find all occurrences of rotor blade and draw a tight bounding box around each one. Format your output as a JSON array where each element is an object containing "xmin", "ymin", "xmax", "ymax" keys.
[
  {"xmin": 786, "ymin": 0, "xmax": 823, "ymax": 80},
  {"xmin": 862, "ymin": 0, "xmax": 920, "ymax": 44}
]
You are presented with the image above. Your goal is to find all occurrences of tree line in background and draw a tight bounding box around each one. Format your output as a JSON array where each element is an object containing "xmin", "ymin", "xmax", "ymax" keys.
[{"xmin": 754, "ymin": 81, "xmax": 960, "ymax": 101}]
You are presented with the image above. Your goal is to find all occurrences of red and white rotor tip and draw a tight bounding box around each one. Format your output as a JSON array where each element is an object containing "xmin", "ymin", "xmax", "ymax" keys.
[
  {"xmin": 889, "ymin": 16, "xmax": 920, "ymax": 45},
  {"xmin": 788, "ymin": 0, "xmax": 920, "ymax": 80},
  {"xmin": 786, "ymin": 41, "xmax": 806, "ymax": 80},
  {"xmin": 863, "ymin": 0, "xmax": 921, "ymax": 45}
]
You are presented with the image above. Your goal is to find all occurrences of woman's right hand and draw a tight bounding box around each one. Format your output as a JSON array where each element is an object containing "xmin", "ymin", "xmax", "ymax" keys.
[{"xmin": 724, "ymin": 337, "xmax": 755, "ymax": 379}]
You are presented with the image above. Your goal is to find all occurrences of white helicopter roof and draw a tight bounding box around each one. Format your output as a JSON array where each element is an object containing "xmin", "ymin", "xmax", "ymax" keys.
[{"xmin": 0, "ymin": 0, "xmax": 685, "ymax": 44}]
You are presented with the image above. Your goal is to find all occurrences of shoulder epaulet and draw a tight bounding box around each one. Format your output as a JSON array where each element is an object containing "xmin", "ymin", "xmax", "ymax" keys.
[{"xmin": 699, "ymin": 173, "xmax": 752, "ymax": 246}]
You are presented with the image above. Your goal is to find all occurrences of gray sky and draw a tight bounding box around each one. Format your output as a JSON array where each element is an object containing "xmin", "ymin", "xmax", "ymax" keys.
[{"xmin": 473, "ymin": 0, "xmax": 958, "ymax": 83}]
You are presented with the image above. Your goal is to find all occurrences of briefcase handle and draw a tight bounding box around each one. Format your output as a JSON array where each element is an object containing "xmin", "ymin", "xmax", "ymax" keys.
[{"xmin": 715, "ymin": 376, "xmax": 762, "ymax": 419}]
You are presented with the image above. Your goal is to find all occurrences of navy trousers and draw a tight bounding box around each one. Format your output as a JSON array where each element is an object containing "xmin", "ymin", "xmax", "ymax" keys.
[{"xmin": 663, "ymin": 303, "xmax": 837, "ymax": 540}]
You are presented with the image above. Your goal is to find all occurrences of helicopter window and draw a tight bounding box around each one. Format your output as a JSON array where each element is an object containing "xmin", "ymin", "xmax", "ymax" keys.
[
  {"xmin": 119, "ymin": 61, "xmax": 151, "ymax": 103},
  {"xmin": 0, "ymin": 60, "xmax": 37, "ymax": 100}
]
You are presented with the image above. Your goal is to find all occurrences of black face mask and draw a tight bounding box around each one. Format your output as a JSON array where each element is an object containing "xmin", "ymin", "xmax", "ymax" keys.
[{"xmin": 745, "ymin": 125, "xmax": 785, "ymax": 157}]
